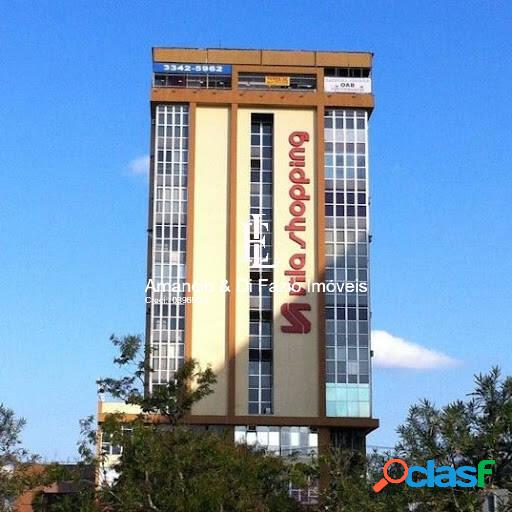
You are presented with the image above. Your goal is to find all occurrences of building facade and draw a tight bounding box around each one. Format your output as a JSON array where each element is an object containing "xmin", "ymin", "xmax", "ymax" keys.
[{"xmin": 142, "ymin": 47, "xmax": 377, "ymax": 455}]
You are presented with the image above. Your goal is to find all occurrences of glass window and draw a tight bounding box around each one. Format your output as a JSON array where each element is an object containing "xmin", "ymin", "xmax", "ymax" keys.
[
  {"xmin": 324, "ymin": 109, "xmax": 371, "ymax": 395},
  {"xmin": 150, "ymin": 105, "xmax": 189, "ymax": 388},
  {"xmin": 248, "ymin": 114, "xmax": 274, "ymax": 416}
]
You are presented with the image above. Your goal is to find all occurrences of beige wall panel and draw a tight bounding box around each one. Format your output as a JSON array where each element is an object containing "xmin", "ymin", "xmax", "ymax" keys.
[
  {"xmin": 272, "ymin": 109, "xmax": 318, "ymax": 417},
  {"xmin": 191, "ymin": 106, "xmax": 230, "ymax": 416}
]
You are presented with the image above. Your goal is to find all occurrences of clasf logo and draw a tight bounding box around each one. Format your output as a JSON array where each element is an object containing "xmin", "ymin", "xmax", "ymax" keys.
[{"xmin": 373, "ymin": 458, "xmax": 495, "ymax": 492}]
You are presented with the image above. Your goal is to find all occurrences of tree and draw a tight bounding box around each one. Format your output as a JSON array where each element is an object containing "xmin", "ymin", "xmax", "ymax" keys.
[
  {"xmin": 97, "ymin": 334, "xmax": 217, "ymax": 425},
  {"xmin": 318, "ymin": 367, "xmax": 512, "ymax": 512},
  {"xmin": 393, "ymin": 367, "xmax": 512, "ymax": 511},
  {"xmin": 318, "ymin": 448, "xmax": 411, "ymax": 512},
  {"xmin": 0, "ymin": 404, "xmax": 42, "ymax": 511},
  {"xmin": 468, "ymin": 367, "xmax": 512, "ymax": 490},
  {"xmin": 82, "ymin": 334, "xmax": 309, "ymax": 512}
]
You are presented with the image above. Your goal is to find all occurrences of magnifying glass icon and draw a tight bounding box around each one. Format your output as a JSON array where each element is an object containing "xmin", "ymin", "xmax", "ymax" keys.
[{"xmin": 373, "ymin": 458, "xmax": 409, "ymax": 493}]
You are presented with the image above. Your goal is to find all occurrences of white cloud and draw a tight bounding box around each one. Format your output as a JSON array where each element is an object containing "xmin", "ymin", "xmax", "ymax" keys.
[
  {"xmin": 127, "ymin": 155, "xmax": 149, "ymax": 177},
  {"xmin": 371, "ymin": 330, "xmax": 460, "ymax": 370}
]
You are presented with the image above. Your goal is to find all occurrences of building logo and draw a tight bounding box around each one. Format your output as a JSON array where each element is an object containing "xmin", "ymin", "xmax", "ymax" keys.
[
  {"xmin": 244, "ymin": 213, "xmax": 274, "ymax": 269},
  {"xmin": 373, "ymin": 458, "xmax": 495, "ymax": 492},
  {"xmin": 281, "ymin": 303, "xmax": 311, "ymax": 334}
]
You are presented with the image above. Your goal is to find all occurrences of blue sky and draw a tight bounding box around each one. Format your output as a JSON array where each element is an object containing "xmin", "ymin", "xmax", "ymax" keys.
[{"xmin": 1, "ymin": 1, "xmax": 511, "ymax": 459}]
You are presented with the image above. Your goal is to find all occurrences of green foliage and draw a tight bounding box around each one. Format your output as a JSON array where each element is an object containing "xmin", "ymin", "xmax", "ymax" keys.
[
  {"xmin": 0, "ymin": 403, "xmax": 27, "ymax": 465},
  {"xmin": 87, "ymin": 333, "xmax": 307, "ymax": 511},
  {"xmin": 32, "ymin": 488, "xmax": 98, "ymax": 512},
  {"xmin": 4, "ymin": 331, "xmax": 512, "ymax": 512},
  {"xmin": 99, "ymin": 424, "xmax": 305, "ymax": 512},
  {"xmin": 77, "ymin": 416, "xmax": 98, "ymax": 465},
  {"xmin": 97, "ymin": 334, "xmax": 217, "ymax": 424},
  {"xmin": 0, "ymin": 404, "xmax": 42, "ymax": 512},
  {"xmin": 96, "ymin": 334, "xmax": 146, "ymax": 405},
  {"xmin": 391, "ymin": 367, "xmax": 512, "ymax": 511},
  {"xmin": 139, "ymin": 359, "xmax": 217, "ymax": 425},
  {"xmin": 319, "ymin": 448, "xmax": 410, "ymax": 512},
  {"xmin": 318, "ymin": 367, "xmax": 512, "ymax": 512},
  {"xmin": 468, "ymin": 367, "xmax": 512, "ymax": 489},
  {"xmin": 81, "ymin": 337, "xmax": 512, "ymax": 511}
]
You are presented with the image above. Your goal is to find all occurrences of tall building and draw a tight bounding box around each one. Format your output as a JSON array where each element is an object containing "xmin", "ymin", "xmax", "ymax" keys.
[{"xmin": 143, "ymin": 47, "xmax": 378, "ymax": 455}]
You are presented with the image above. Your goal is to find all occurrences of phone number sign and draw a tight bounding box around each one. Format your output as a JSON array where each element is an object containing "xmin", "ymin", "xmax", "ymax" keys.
[{"xmin": 153, "ymin": 63, "xmax": 232, "ymax": 75}]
